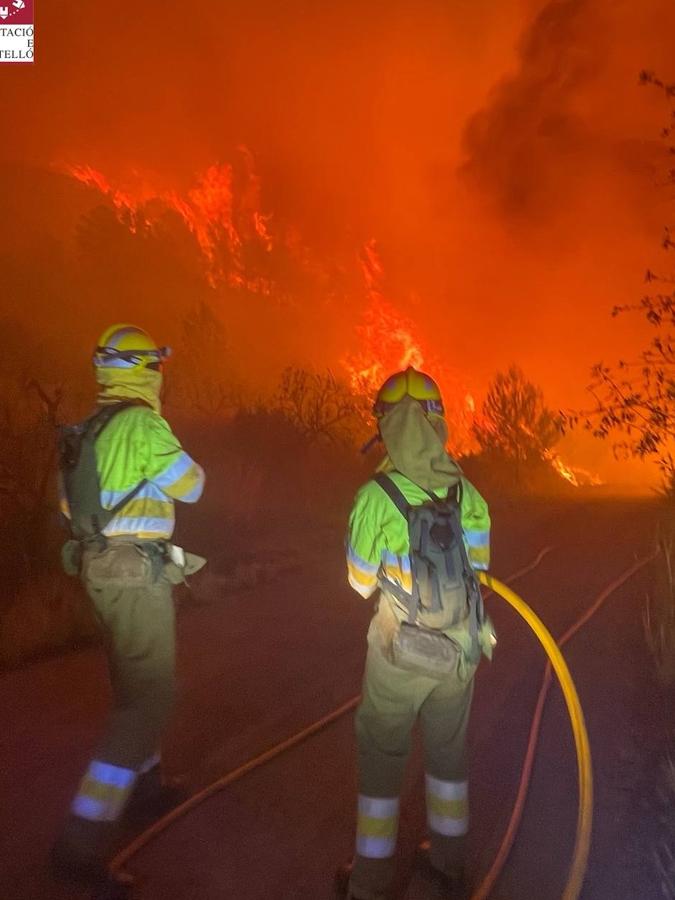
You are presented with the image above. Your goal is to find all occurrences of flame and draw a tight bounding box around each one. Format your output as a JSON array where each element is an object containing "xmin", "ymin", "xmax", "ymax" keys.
[
  {"xmin": 342, "ymin": 239, "xmax": 425, "ymax": 395},
  {"xmin": 63, "ymin": 162, "xmax": 477, "ymax": 454},
  {"xmin": 342, "ymin": 240, "xmax": 478, "ymax": 454},
  {"xmin": 67, "ymin": 164, "xmax": 138, "ymax": 224},
  {"xmin": 237, "ymin": 144, "xmax": 274, "ymax": 251},
  {"xmin": 60, "ymin": 162, "xmax": 604, "ymax": 477},
  {"xmin": 544, "ymin": 449, "xmax": 603, "ymax": 487},
  {"xmin": 62, "ymin": 154, "xmax": 275, "ymax": 289}
]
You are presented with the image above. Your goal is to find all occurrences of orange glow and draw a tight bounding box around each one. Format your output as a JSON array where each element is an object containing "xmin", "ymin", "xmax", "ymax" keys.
[
  {"xmin": 1, "ymin": 0, "xmax": 670, "ymax": 490},
  {"xmin": 343, "ymin": 240, "xmax": 424, "ymax": 392},
  {"xmin": 66, "ymin": 164, "xmax": 138, "ymax": 223},
  {"xmin": 65, "ymin": 164, "xmax": 483, "ymax": 455},
  {"xmin": 544, "ymin": 450, "xmax": 603, "ymax": 487},
  {"xmin": 343, "ymin": 240, "xmax": 479, "ymax": 455},
  {"xmin": 63, "ymin": 158, "xmax": 274, "ymax": 290}
]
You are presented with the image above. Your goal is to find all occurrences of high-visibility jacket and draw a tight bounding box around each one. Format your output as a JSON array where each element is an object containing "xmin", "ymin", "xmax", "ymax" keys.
[
  {"xmin": 61, "ymin": 406, "xmax": 204, "ymax": 540},
  {"xmin": 346, "ymin": 471, "xmax": 490, "ymax": 602}
]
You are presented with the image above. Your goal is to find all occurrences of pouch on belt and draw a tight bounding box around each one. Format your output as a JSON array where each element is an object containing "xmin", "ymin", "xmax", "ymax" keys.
[
  {"xmin": 391, "ymin": 622, "xmax": 462, "ymax": 679},
  {"xmin": 83, "ymin": 543, "xmax": 156, "ymax": 589},
  {"xmin": 161, "ymin": 544, "xmax": 207, "ymax": 584}
]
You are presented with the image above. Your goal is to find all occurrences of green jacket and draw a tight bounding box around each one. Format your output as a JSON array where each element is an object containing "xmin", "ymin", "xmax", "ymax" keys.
[
  {"xmin": 60, "ymin": 406, "xmax": 204, "ymax": 540},
  {"xmin": 346, "ymin": 471, "xmax": 492, "ymax": 662},
  {"xmin": 346, "ymin": 471, "xmax": 490, "ymax": 599}
]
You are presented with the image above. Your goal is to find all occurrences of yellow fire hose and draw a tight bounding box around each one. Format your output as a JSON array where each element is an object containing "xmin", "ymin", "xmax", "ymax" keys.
[
  {"xmin": 476, "ymin": 572, "xmax": 593, "ymax": 900},
  {"xmin": 469, "ymin": 552, "xmax": 658, "ymax": 900},
  {"xmin": 109, "ymin": 551, "xmax": 656, "ymax": 899}
]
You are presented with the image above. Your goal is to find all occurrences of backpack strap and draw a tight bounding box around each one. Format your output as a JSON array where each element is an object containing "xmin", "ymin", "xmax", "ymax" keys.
[
  {"xmin": 374, "ymin": 473, "xmax": 409, "ymax": 518},
  {"xmin": 420, "ymin": 481, "xmax": 462, "ymax": 507},
  {"xmin": 374, "ymin": 474, "xmax": 421, "ymax": 624},
  {"xmin": 84, "ymin": 402, "xmax": 149, "ymax": 538}
]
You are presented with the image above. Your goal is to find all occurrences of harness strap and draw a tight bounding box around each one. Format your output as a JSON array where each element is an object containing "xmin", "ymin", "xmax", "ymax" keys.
[
  {"xmin": 80, "ymin": 401, "xmax": 149, "ymax": 540},
  {"xmin": 374, "ymin": 474, "xmax": 420, "ymax": 624},
  {"xmin": 373, "ymin": 473, "xmax": 409, "ymax": 517}
]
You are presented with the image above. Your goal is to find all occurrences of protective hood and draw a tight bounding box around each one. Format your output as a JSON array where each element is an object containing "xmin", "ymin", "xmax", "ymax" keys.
[
  {"xmin": 95, "ymin": 365, "xmax": 163, "ymax": 414},
  {"xmin": 376, "ymin": 394, "xmax": 462, "ymax": 491}
]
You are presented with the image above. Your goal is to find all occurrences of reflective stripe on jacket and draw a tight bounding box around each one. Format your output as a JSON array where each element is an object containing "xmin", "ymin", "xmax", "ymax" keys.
[
  {"xmin": 346, "ymin": 471, "xmax": 490, "ymax": 600},
  {"xmin": 92, "ymin": 406, "xmax": 204, "ymax": 539}
]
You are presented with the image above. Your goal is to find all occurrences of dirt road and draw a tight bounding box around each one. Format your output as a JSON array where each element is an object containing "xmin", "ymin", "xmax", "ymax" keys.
[{"xmin": 0, "ymin": 497, "xmax": 663, "ymax": 900}]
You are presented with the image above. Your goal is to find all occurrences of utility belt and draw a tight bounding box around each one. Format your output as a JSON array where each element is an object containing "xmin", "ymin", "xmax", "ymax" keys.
[
  {"xmin": 61, "ymin": 536, "xmax": 206, "ymax": 588},
  {"xmin": 376, "ymin": 584, "xmax": 496, "ymax": 680}
]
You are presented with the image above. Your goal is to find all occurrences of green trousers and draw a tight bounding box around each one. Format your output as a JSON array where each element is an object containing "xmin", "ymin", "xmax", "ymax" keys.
[
  {"xmin": 59, "ymin": 574, "xmax": 176, "ymax": 860},
  {"xmin": 88, "ymin": 578, "xmax": 176, "ymax": 768},
  {"xmin": 350, "ymin": 644, "xmax": 475, "ymax": 900}
]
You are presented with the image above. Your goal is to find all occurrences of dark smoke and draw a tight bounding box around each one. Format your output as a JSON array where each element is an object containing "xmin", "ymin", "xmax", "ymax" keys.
[{"xmin": 462, "ymin": 0, "xmax": 610, "ymax": 215}]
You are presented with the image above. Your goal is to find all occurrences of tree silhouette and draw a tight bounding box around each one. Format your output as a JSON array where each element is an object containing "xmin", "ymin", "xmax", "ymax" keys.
[
  {"xmin": 275, "ymin": 366, "xmax": 368, "ymax": 445},
  {"xmin": 473, "ymin": 365, "xmax": 561, "ymax": 483},
  {"xmin": 167, "ymin": 301, "xmax": 236, "ymax": 417}
]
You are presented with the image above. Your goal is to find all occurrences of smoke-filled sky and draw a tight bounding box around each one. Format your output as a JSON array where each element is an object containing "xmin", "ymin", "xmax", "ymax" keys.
[{"xmin": 1, "ymin": 0, "xmax": 674, "ymax": 483}]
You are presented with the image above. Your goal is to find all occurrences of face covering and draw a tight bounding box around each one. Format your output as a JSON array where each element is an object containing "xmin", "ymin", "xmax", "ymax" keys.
[
  {"xmin": 95, "ymin": 366, "xmax": 163, "ymax": 414},
  {"xmin": 377, "ymin": 394, "xmax": 462, "ymax": 491}
]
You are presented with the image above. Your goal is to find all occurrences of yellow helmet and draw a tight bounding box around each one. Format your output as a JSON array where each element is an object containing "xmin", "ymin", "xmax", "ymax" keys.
[
  {"xmin": 93, "ymin": 324, "xmax": 171, "ymax": 370},
  {"xmin": 373, "ymin": 366, "xmax": 444, "ymax": 418}
]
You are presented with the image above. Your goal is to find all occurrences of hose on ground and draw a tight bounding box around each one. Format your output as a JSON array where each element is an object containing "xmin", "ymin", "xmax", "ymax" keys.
[
  {"xmin": 109, "ymin": 549, "xmax": 552, "ymax": 879},
  {"xmin": 468, "ymin": 550, "xmax": 659, "ymax": 900},
  {"xmin": 474, "ymin": 572, "xmax": 593, "ymax": 900},
  {"xmin": 110, "ymin": 547, "xmax": 656, "ymax": 900}
]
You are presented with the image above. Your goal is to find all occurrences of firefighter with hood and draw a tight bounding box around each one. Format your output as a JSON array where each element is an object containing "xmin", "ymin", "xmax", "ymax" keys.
[
  {"xmin": 338, "ymin": 367, "xmax": 494, "ymax": 900},
  {"xmin": 52, "ymin": 324, "xmax": 205, "ymax": 887}
]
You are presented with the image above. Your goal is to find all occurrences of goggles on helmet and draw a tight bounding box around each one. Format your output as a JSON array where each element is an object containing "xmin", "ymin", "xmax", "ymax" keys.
[{"xmin": 93, "ymin": 345, "xmax": 172, "ymax": 370}]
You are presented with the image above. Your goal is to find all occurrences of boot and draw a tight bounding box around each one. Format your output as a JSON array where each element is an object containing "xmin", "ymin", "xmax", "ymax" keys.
[
  {"xmin": 123, "ymin": 764, "xmax": 188, "ymax": 829},
  {"xmin": 50, "ymin": 816, "xmax": 115, "ymax": 885},
  {"xmin": 334, "ymin": 860, "xmax": 389, "ymax": 900},
  {"xmin": 413, "ymin": 845, "xmax": 468, "ymax": 899}
]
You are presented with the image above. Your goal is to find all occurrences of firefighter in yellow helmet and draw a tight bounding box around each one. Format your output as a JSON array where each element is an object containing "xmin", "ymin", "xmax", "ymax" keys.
[
  {"xmin": 52, "ymin": 324, "xmax": 205, "ymax": 888},
  {"xmin": 338, "ymin": 367, "xmax": 494, "ymax": 900}
]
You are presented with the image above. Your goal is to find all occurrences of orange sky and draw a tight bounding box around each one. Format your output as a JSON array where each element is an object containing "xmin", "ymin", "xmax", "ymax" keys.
[{"xmin": 0, "ymin": 0, "xmax": 673, "ymax": 485}]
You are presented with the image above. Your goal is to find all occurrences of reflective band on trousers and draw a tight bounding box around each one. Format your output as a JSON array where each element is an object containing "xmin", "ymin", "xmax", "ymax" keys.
[
  {"xmin": 356, "ymin": 794, "xmax": 399, "ymax": 859},
  {"xmin": 71, "ymin": 760, "xmax": 137, "ymax": 822},
  {"xmin": 425, "ymin": 775, "xmax": 468, "ymax": 837}
]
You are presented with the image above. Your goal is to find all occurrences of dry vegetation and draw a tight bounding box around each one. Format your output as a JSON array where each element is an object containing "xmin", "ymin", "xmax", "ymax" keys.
[
  {"xmin": 0, "ymin": 368, "xmax": 372, "ymax": 668},
  {"xmin": 0, "ymin": 353, "xmax": 577, "ymax": 669},
  {"xmin": 646, "ymin": 510, "xmax": 675, "ymax": 899},
  {"xmin": 0, "ymin": 365, "xmax": 93, "ymax": 668}
]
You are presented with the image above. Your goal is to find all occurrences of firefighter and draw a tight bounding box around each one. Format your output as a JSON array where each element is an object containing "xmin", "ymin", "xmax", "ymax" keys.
[
  {"xmin": 338, "ymin": 367, "xmax": 494, "ymax": 900},
  {"xmin": 51, "ymin": 324, "xmax": 205, "ymax": 886}
]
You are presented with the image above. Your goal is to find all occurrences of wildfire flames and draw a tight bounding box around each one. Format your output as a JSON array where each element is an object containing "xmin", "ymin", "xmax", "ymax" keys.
[
  {"xmin": 544, "ymin": 451, "xmax": 603, "ymax": 487},
  {"xmin": 63, "ymin": 153, "xmax": 276, "ymax": 289},
  {"xmin": 343, "ymin": 240, "xmax": 424, "ymax": 393},
  {"xmin": 341, "ymin": 239, "xmax": 480, "ymax": 455},
  {"xmin": 62, "ymin": 161, "xmax": 600, "ymax": 486}
]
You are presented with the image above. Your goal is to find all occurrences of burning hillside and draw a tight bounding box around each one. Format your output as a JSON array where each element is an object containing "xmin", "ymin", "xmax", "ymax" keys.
[
  {"xmin": 59, "ymin": 156, "xmax": 603, "ymax": 485},
  {"xmin": 64, "ymin": 157, "xmax": 275, "ymax": 290},
  {"xmin": 343, "ymin": 239, "xmax": 479, "ymax": 456}
]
